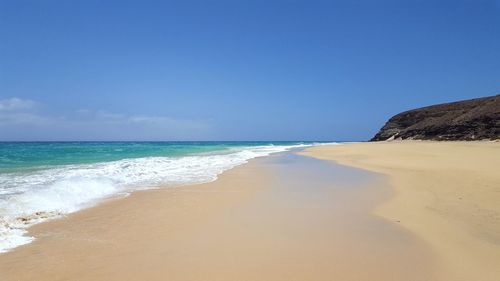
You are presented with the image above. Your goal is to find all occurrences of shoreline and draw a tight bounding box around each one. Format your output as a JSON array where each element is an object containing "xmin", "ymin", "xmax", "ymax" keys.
[
  {"xmin": 0, "ymin": 150, "xmax": 436, "ymax": 281},
  {"xmin": 0, "ymin": 144, "xmax": 307, "ymax": 254},
  {"xmin": 302, "ymin": 141, "xmax": 500, "ymax": 281}
]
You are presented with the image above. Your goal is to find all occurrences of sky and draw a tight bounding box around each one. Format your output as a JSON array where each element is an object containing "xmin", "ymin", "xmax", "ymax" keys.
[{"xmin": 0, "ymin": 0, "xmax": 499, "ymax": 141}]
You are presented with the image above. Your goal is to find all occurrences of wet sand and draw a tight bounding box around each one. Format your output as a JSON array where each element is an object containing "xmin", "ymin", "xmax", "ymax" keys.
[
  {"xmin": 303, "ymin": 141, "xmax": 500, "ymax": 281},
  {"xmin": 0, "ymin": 151, "xmax": 435, "ymax": 281}
]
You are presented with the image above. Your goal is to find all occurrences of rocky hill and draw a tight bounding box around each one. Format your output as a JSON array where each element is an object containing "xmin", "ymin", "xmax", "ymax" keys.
[{"xmin": 371, "ymin": 95, "xmax": 500, "ymax": 141}]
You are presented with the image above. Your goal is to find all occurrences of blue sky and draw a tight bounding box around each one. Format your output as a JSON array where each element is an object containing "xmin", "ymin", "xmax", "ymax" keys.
[{"xmin": 1, "ymin": 0, "xmax": 499, "ymax": 141}]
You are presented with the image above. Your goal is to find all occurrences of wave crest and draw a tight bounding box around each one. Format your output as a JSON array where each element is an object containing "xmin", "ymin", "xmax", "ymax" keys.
[{"xmin": 0, "ymin": 144, "xmax": 310, "ymax": 252}]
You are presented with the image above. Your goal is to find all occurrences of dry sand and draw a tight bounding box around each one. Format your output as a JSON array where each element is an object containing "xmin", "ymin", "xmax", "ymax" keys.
[
  {"xmin": 302, "ymin": 141, "xmax": 500, "ymax": 281},
  {"xmin": 0, "ymin": 152, "xmax": 435, "ymax": 281}
]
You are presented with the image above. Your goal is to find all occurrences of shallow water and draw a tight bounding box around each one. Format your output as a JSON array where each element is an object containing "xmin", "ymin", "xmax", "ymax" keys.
[
  {"xmin": 0, "ymin": 150, "xmax": 436, "ymax": 281},
  {"xmin": 0, "ymin": 141, "xmax": 329, "ymax": 252},
  {"xmin": 211, "ymin": 151, "xmax": 436, "ymax": 280}
]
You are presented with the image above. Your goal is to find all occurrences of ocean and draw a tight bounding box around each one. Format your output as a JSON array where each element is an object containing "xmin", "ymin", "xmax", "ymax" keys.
[{"xmin": 0, "ymin": 141, "xmax": 328, "ymax": 253}]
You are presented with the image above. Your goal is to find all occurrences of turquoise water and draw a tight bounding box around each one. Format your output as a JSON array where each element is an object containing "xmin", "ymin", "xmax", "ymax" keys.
[
  {"xmin": 0, "ymin": 141, "xmax": 328, "ymax": 253},
  {"xmin": 0, "ymin": 141, "xmax": 310, "ymax": 173}
]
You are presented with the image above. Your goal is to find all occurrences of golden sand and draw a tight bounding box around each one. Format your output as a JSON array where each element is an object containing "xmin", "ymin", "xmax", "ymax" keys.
[
  {"xmin": 302, "ymin": 141, "xmax": 500, "ymax": 281},
  {"xmin": 0, "ymin": 152, "xmax": 435, "ymax": 281}
]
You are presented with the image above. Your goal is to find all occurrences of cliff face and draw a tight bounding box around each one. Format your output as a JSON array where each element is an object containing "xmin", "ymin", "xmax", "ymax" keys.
[{"xmin": 371, "ymin": 95, "xmax": 500, "ymax": 141}]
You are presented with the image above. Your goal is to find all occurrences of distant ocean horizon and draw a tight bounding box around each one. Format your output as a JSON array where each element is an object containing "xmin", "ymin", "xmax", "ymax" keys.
[{"xmin": 0, "ymin": 141, "xmax": 336, "ymax": 253}]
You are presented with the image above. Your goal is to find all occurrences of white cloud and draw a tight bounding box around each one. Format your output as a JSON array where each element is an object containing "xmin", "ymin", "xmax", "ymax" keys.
[
  {"xmin": 0, "ymin": 112, "xmax": 51, "ymax": 125},
  {"xmin": 0, "ymin": 97, "xmax": 213, "ymax": 140},
  {"xmin": 0, "ymin": 97, "xmax": 47, "ymax": 125},
  {"xmin": 95, "ymin": 110, "xmax": 126, "ymax": 121},
  {"xmin": 128, "ymin": 115, "xmax": 206, "ymax": 129},
  {"xmin": 0, "ymin": 97, "xmax": 37, "ymax": 112},
  {"xmin": 129, "ymin": 115, "xmax": 179, "ymax": 126}
]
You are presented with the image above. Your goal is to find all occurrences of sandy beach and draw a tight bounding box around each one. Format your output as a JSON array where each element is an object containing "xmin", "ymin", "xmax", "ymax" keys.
[
  {"xmin": 1, "ymin": 142, "xmax": 499, "ymax": 280},
  {"xmin": 0, "ymin": 150, "xmax": 435, "ymax": 281},
  {"xmin": 303, "ymin": 141, "xmax": 500, "ymax": 281},
  {"xmin": 2, "ymin": 1, "xmax": 498, "ymax": 279}
]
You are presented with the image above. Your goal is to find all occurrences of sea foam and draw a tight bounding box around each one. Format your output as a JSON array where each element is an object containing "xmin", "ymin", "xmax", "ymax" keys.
[{"xmin": 0, "ymin": 144, "xmax": 308, "ymax": 253}]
